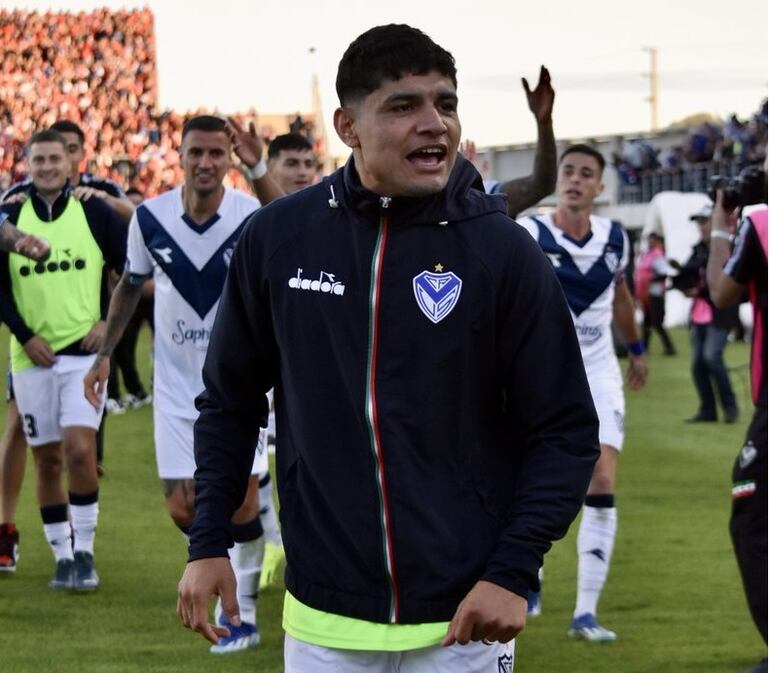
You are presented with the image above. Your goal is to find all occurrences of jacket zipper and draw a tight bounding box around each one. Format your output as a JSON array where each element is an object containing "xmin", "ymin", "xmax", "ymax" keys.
[{"xmin": 365, "ymin": 196, "xmax": 400, "ymax": 623}]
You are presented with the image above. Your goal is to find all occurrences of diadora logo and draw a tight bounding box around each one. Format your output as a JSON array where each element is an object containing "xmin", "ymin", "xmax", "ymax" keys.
[
  {"xmin": 222, "ymin": 246, "xmax": 234, "ymax": 268},
  {"xmin": 17, "ymin": 248, "xmax": 87, "ymax": 277},
  {"xmin": 546, "ymin": 252, "xmax": 561, "ymax": 268},
  {"xmin": 288, "ymin": 268, "xmax": 346, "ymax": 296},
  {"xmin": 413, "ymin": 269, "xmax": 462, "ymax": 323},
  {"xmin": 153, "ymin": 247, "xmax": 173, "ymax": 264}
]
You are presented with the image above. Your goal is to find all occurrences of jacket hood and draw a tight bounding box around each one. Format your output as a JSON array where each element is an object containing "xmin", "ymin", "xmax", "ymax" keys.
[{"xmin": 323, "ymin": 154, "xmax": 506, "ymax": 226}]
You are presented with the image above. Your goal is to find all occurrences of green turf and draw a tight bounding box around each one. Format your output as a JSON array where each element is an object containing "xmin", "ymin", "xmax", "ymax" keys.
[{"xmin": 0, "ymin": 327, "xmax": 764, "ymax": 672}]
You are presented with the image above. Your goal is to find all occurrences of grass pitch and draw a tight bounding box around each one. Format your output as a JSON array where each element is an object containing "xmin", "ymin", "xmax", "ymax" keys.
[{"xmin": 0, "ymin": 327, "xmax": 764, "ymax": 672}]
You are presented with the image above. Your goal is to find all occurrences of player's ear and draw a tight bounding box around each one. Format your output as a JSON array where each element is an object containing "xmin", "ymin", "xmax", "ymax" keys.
[
  {"xmin": 334, "ymin": 107, "xmax": 360, "ymax": 149},
  {"xmin": 597, "ymin": 179, "xmax": 605, "ymax": 197}
]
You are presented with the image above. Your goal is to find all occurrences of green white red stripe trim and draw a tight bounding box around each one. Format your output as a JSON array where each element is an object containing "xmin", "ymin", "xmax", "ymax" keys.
[
  {"xmin": 364, "ymin": 209, "xmax": 400, "ymax": 623},
  {"xmin": 732, "ymin": 481, "xmax": 757, "ymax": 500}
]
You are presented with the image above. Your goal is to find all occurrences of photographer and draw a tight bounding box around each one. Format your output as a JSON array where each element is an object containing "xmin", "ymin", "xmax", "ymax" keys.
[
  {"xmin": 707, "ymin": 167, "xmax": 767, "ymax": 673},
  {"xmin": 675, "ymin": 203, "xmax": 740, "ymax": 424}
]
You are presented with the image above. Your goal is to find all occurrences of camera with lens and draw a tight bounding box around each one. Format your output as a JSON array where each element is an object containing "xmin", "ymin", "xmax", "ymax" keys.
[{"xmin": 708, "ymin": 166, "xmax": 768, "ymax": 211}]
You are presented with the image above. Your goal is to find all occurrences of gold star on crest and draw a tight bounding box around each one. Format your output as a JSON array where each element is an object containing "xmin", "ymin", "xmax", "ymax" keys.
[{"xmin": 434, "ymin": 263, "xmax": 444, "ymax": 272}]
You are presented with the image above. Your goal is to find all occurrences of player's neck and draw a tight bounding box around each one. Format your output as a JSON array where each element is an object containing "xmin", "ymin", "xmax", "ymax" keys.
[
  {"xmin": 553, "ymin": 206, "xmax": 592, "ymax": 239},
  {"xmin": 182, "ymin": 184, "xmax": 224, "ymax": 225}
]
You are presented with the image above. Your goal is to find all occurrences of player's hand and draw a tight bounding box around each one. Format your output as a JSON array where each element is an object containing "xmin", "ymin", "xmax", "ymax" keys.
[
  {"xmin": 0, "ymin": 192, "xmax": 27, "ymax": 206},
  {"xmin": 226, "ymin": 116, "xmax": 263, "ymax": 170},
  {"xmin": 627, "ymin": 354, "xmax": 648, "ymax": 390},
  {"xmin": 23, "ymin": 335, "xmax": 55, "ymax": 367},
  {"xmin": 14, "ymin": 234, "xmax": 50, "ymax": 261},
  {"xmin": 441, "ymin": 580, "xmax": 526, "ymax": 646},
  {"xmin": 81, "ymin": 320, "xmax": 106, "ymax": 353},
  {"xmin": 178, "ymin": 557, "xmax": 239, "ymax": 645},
  {"xmin": 73, "ymin": 185, "xmax": 107, "ymax": 202},
  {"xmin": 522, "ymin": 66, "xmax": 554, "ymax": 125},
  {"xmin": 84, "ymin": 354, "xmax": 110, "ymax": 410}
]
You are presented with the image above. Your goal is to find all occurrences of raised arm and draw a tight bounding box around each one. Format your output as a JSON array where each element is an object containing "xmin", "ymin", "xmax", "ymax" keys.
[
  {"xmin": 226, "ymin": 116, "xmax": 285, "ymax": 205},
  {"xmin": 707, "ymin": 189, "xmax": 745, "ymax": 308},
  {"xmin": 497, "ymin": 66, "xmax": 556, "ymax": 217}
]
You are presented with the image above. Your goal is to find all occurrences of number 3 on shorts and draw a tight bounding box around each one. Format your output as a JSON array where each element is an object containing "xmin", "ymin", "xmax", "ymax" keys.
[{"xmin": 23, "ymin": 413, "xmax": 38, "ymax": 438}]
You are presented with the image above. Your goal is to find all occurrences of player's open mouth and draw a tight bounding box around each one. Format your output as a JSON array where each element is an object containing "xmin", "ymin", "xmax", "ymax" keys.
[
  {"xmin": 566, "ymin": 189, "xmax": 582, "ymax": 197},
  {"xmin": 406, "ymin": 145, "xmax": 447, "ymax": 169}
]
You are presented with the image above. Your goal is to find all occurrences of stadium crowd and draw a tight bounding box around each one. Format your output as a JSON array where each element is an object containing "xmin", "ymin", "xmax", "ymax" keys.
[
  {"xmin": 613, "ymin": 99, "xmax": 768, "ymax": 186},
  {"xmin": 0, "ymin": 7, "xmax": 315, "ymax": 197}
]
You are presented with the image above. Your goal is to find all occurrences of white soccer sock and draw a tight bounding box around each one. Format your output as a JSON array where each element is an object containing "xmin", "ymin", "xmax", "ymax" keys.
[
  {"xmin": 259, "ymin": 472, "xmax": 282, "ymax": 548},
  {"xmin": 70, "ymin": 501, "xmax": 99, "ymax": 555},
  {"xmin": 230, "ymin": 536, "xmax": 264, "ymax": 626},
  {"xmin": 575, "ymin": 504, "xmax": 617, "ymax": 618},
  {"xmin": 43, "ymin": 521, "xmax": 74, "ymax": 562}
]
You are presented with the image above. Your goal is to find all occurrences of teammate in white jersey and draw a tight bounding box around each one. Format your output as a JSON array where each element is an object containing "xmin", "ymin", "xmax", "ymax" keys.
[
  {"xmin": 84, "ymin": 115, "xmax": 283, "ymax": 653},
  {"xmin": 518, "ymin": 144, "xmax": 648, "ymax": 642}
]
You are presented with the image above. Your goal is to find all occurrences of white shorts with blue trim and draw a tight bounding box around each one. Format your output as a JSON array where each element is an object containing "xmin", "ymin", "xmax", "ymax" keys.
[{"xmin": 153, "ymin": 407, "xmax": 268, "ymax": 479}]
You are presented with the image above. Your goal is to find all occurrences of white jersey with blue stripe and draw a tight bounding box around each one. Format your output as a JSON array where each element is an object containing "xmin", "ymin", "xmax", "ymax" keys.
[
  {"xmin": 518, "ymin": 213, "xmax": 629, "ymax": 375},
  {"xmin": 126, "ymin": 186, "xmax": 259, "ymax": 418}
]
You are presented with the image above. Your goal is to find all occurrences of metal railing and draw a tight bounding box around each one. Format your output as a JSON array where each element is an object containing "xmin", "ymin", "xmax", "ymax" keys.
[{"xmin": 617, "ymin": 159, "xmax": 744, "ymax": 204}]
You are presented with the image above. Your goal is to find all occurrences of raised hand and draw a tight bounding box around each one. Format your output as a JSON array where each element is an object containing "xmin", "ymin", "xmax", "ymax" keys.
[
  {"xmin": 522, "ymin": 66, "xmax": 555, "ymax": 125},
  {"xmin": 226, "ymin": 116, "xmax": 263, "ymax": 169}
]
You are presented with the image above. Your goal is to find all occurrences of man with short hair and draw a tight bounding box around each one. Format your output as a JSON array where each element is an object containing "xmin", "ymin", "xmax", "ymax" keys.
[
  {"xmin": 518, "ymin": 144, "xmax": 648, "ymax": 642},
  {"xmin": 267, "ymin": 133, "xmax": 316, "ymax": 194},
  {"xmin": 0, "ymin": 129, "xmax": 127, "ymax": 590},
  {"xmin": 1, "ymin": 120, "xmax": 136, "ymax": 223},
  {"xmin": 85, "ymin": 115, "xmax": 283, "ymax": 653},
  {"xmin": 176, "ymin": 25, "xmax": 599, "ymax": 672}
]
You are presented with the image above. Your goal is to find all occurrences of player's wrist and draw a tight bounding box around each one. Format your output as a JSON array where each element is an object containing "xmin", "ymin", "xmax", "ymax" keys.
[
  {"xmin": 244, "ymin": 159, "xmax": 267, "ymax": 181},
  {"xmin": 627, "ymin": 340, "xmax": 645, "ymax": 357},
  {"xmin": 710, "ymin": 229, "xmax": 731, "ymax": 242}
]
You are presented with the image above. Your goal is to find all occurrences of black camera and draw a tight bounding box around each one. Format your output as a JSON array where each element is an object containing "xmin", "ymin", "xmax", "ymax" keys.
[{"xmin": 709, "ymin": 166, "xmax": 768, "ymax": 211}]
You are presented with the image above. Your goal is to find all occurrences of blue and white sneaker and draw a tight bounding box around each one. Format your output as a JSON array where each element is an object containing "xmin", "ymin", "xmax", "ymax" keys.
[
  {"xmin": 568, "ymin": 613, "xmax": 617, "ymax": 642},
  {"xmin": 210, "ymin": 615, "xmax": 260, "ymax": 654},
  {"xmin": 73, "ymin": 551, "xmax": 99, "ymax": 591},
  {"xmin": 527, "ymin": 590, "xmax": 541, "ymax": 617},
  {"xmin": 48, "ymin": 558, "xmax": 75, "ymax": 590}
]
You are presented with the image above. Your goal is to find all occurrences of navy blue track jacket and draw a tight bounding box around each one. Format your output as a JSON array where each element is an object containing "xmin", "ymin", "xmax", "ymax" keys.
[{"xmin": 190, "ymin": 155, "xmax": 599, "ymax": 625}]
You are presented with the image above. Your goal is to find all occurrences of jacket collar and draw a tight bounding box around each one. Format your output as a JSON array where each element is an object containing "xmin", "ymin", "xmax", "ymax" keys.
[
  {"xmin": 325, "ymin": 155, "xmax": 506, "ymax": 226},
  {"xmin": 26, "ymin": 181, "xmax": 73, "ymax": 222}
]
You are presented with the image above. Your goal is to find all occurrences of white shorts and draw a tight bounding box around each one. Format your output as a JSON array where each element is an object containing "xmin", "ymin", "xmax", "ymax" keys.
[
  {"xmin": 284, "ymin": 633, "xmax": 514, "ymax": 673},
  {"xmin": 153, "ymin": 407, "xmax": 268, "ymax": 479},
  {"xmin": 12, "ymin": 355, "xmax": 104, "ymax": 447},
  {"xmin": 587, "ymin": 371, "xmax": 625, "ymax": 451}
]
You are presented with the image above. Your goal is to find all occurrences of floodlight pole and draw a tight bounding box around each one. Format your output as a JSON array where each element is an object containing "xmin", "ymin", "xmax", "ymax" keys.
[{"xmin": 642, "ymin": 47, "xmax": 659, "ymax": 131}]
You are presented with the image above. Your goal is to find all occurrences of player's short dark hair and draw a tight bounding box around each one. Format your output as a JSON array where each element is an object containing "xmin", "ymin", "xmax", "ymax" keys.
[
  {"xmin": 268, "ymin": 133, "xmax": 314, "ymax": 160},
  {"xmin": 560, "ymin": 144, "xmax": 606, "ymax": 173},
  {"xmin": 336, "ymin": 24, "xmax": 457, "ymax": 106},
  {"xmin": 50, "ymin": 120, "xmax": 85, "ymax": 145},
  {"xmin": 126, "ymin": 187, "xmax": 144, "ymax": 197},
  {"xmin": 28, "ymin": 129, "xmax": 67, "ymax": 150},
  {"xmin": 182, "ymin": 115, "xmax": 227, "ymax": 140}
]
